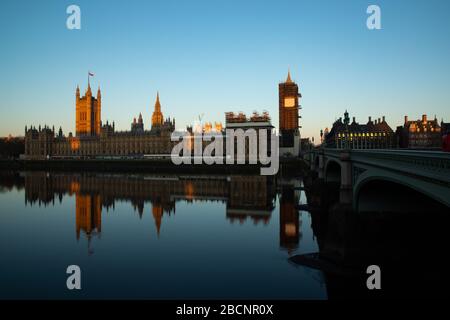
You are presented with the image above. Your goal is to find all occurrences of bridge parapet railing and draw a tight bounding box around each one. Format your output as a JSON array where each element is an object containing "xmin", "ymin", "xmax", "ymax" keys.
[{"xmin": 348, "ymin": 149, "xmax": 450, "ymax": 184}]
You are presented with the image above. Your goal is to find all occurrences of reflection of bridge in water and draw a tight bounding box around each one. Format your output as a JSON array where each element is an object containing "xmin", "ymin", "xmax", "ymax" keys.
[{"xmin": 14, "ymin": 171, "xmax": 304, "ymax": 254}]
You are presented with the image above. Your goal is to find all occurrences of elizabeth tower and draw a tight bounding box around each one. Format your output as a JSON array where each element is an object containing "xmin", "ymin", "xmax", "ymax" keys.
[{"xmin": 279, "ymin": 71, "xmax": 301, "ymax": 154}]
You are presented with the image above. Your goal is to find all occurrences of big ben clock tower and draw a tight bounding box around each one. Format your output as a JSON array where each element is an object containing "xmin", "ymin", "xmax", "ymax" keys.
[{"xmin": 279, "ymin": 70, "xmax": 301, "ymax": 156}]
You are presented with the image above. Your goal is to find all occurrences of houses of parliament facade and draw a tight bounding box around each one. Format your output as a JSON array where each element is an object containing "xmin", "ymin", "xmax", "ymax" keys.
[
  {"xmin": 24, "ymin": 81, "xmax": 175, "ymax": 159},
  {"xmin": 24, "ymin": 71, "xmax": 303, "ymax": 159}
]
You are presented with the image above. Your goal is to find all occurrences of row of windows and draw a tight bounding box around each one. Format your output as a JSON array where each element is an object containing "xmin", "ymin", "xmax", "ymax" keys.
[
  {"xmin": 408, "ymin": 127, "xmax": 440, "ymax": 133},
  {"xmin": 409, "ymin": 133, "xmax": 441, "ymax": 138},
  {"xmin": 53, "ymin": 146, "xmax": 171, "ymax": 155},
  {"xmin": 79, "ymin": 112, "xmax": 100, "ymax": 121},
  {"xmin": 337, "ymin": 132, "xmax": 390, "ymax": 138}
]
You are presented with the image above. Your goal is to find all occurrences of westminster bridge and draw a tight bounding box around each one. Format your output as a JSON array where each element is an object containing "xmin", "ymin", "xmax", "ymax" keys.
[{"xmin": 305, "ymin": 148, "xmax": 450, "ymax": 212}]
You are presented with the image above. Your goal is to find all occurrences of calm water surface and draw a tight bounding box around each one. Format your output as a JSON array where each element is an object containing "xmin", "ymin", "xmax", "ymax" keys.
[{"xmin": 0, "ymin": 171, "xmax": 326, "ymax": 299}]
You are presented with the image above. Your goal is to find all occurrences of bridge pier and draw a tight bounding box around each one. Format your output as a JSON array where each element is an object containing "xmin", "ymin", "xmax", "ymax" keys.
[
  {"xmin": 339, "ymin": 187, "xmax": 353, "ymax": 205},
  {"xmin": 339, "ymin": 150, "xmax": 353, "ymax": 205},
  {"xmin": 318, "ymin": 152, "xmax": 324, "ymax": 179},
  {"xmin": 310, "ymin": 159, "xmax": 316, "ymax": 171},
  {"xmin": 310, "ymin": 153, "xmax": 317, "ymax": 171}
]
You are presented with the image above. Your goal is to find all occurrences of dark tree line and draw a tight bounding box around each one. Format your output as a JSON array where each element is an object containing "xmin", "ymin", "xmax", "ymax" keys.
[{"xmin": 0, "ymin": 138, "xmax": 25, "ymax": 159}]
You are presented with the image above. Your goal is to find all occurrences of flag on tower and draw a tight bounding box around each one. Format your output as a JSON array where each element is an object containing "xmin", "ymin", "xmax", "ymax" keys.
[{"xmin": 89, "ymin": 72, "xmax": 94, "ymax": 77}]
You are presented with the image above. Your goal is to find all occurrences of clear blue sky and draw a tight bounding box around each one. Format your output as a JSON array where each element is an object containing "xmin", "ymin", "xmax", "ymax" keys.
[{"xmin": 1, "ymin": 0, "xmax": 449, "ymax": 142}]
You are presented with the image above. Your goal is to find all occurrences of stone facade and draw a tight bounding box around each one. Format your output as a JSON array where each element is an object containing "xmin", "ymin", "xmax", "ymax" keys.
[
  {"xmin": 324, "ymin": 111, "xmax": 396, "ymax": 149},
  {"xmin": 279, "ymin": 71, "xmax": 301, "ymax": 156},
  {"xmin": 396, "ymin": 115, "xmax": 442, "ymax": 149},
  {"xmin": 25, "ymin": 84, "xmax": 175, "ymax": 159},
  {"xmin": 76, "ymin": 84, "xmax": 101, "ymax": 136}
]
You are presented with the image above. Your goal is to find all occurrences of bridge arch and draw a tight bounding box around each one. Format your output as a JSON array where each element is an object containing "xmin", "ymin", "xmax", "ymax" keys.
[
  {"xmin": 354, "ymin": 173, "xmax": 449, "ymax": 213},
  {"xmin": 325, "ymin": 159, "xmax": 341, "ymax": 184}
]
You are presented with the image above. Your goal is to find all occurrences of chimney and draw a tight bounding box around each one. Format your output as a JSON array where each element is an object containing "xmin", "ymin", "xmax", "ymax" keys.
[
  {"xmin": 368, "ymin": 116, "xmax": 372, "ymax": 123},
  {"xmin": 422, "ymin": 114, "xmax": 427, "ymax": 123},
  {"xmin": 378, "ymin": 118, "xmax": 381, "ymax": 124},
  {"xmin": 352, "ymin": 117, "xmax": 355, "ymax": 123},
  {"xmin": 375, "ymin": 119, "xmax": 378, "ymax": 124},
  {"xmin": 382, "ymin": 116, "xmax": 385, "ymax": 122},
  {"xmin": 404, "ymin": 115, "xmax": 408, "ymax": 124}
]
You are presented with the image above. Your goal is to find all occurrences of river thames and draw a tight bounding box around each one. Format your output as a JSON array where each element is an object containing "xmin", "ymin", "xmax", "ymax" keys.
[{"xmin": 0, "ymin": 171, "xmax": 327, "ymax": 299}]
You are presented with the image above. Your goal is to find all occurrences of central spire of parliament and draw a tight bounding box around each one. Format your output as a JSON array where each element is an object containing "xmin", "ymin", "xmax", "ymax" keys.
[{"xmin": 151, "ymin": 92, "xmax": 164, "ymax": 127}]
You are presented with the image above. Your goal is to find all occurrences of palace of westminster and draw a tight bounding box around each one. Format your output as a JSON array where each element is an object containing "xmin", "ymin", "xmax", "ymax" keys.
[
  {"xmin": 25, "ymin": 81, "xmax": 177, "ymax": 159},
  {"xmin": 24, "ymin": 72, "xmax": 304, "ymax": 159},
  {"xmin": 24, "ymin": 71, "xmax": 442, "ymax": 159}
]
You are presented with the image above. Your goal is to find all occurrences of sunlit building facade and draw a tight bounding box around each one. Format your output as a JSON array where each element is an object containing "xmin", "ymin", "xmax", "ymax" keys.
[
  {"xmin": 279, "ymin": 71, "xmax": 302, "ymax": 156},
  {"xmin": 24, "ymin": 83, "xmax": 175, "ymax": 159},
  {"xmin": 396, "ymin": 115, "xmax": 441, "ymax": 149}
]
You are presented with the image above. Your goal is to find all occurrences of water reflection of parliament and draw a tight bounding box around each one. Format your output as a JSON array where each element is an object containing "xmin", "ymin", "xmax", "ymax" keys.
[{"xmin": 23, "ymin": 172, "xmax": 303, "ymax": 253}]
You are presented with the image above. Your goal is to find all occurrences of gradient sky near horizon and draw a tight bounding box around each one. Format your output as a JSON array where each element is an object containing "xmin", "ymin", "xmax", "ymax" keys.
[{"xmin": 1, "ymin": 0, "xmax": 449, "ymax": 142}]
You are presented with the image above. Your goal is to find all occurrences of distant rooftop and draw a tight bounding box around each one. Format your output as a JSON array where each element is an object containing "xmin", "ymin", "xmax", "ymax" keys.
[{"xmin": 225, "ymin": 111, "xmax": 271, "ymax": 124}]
